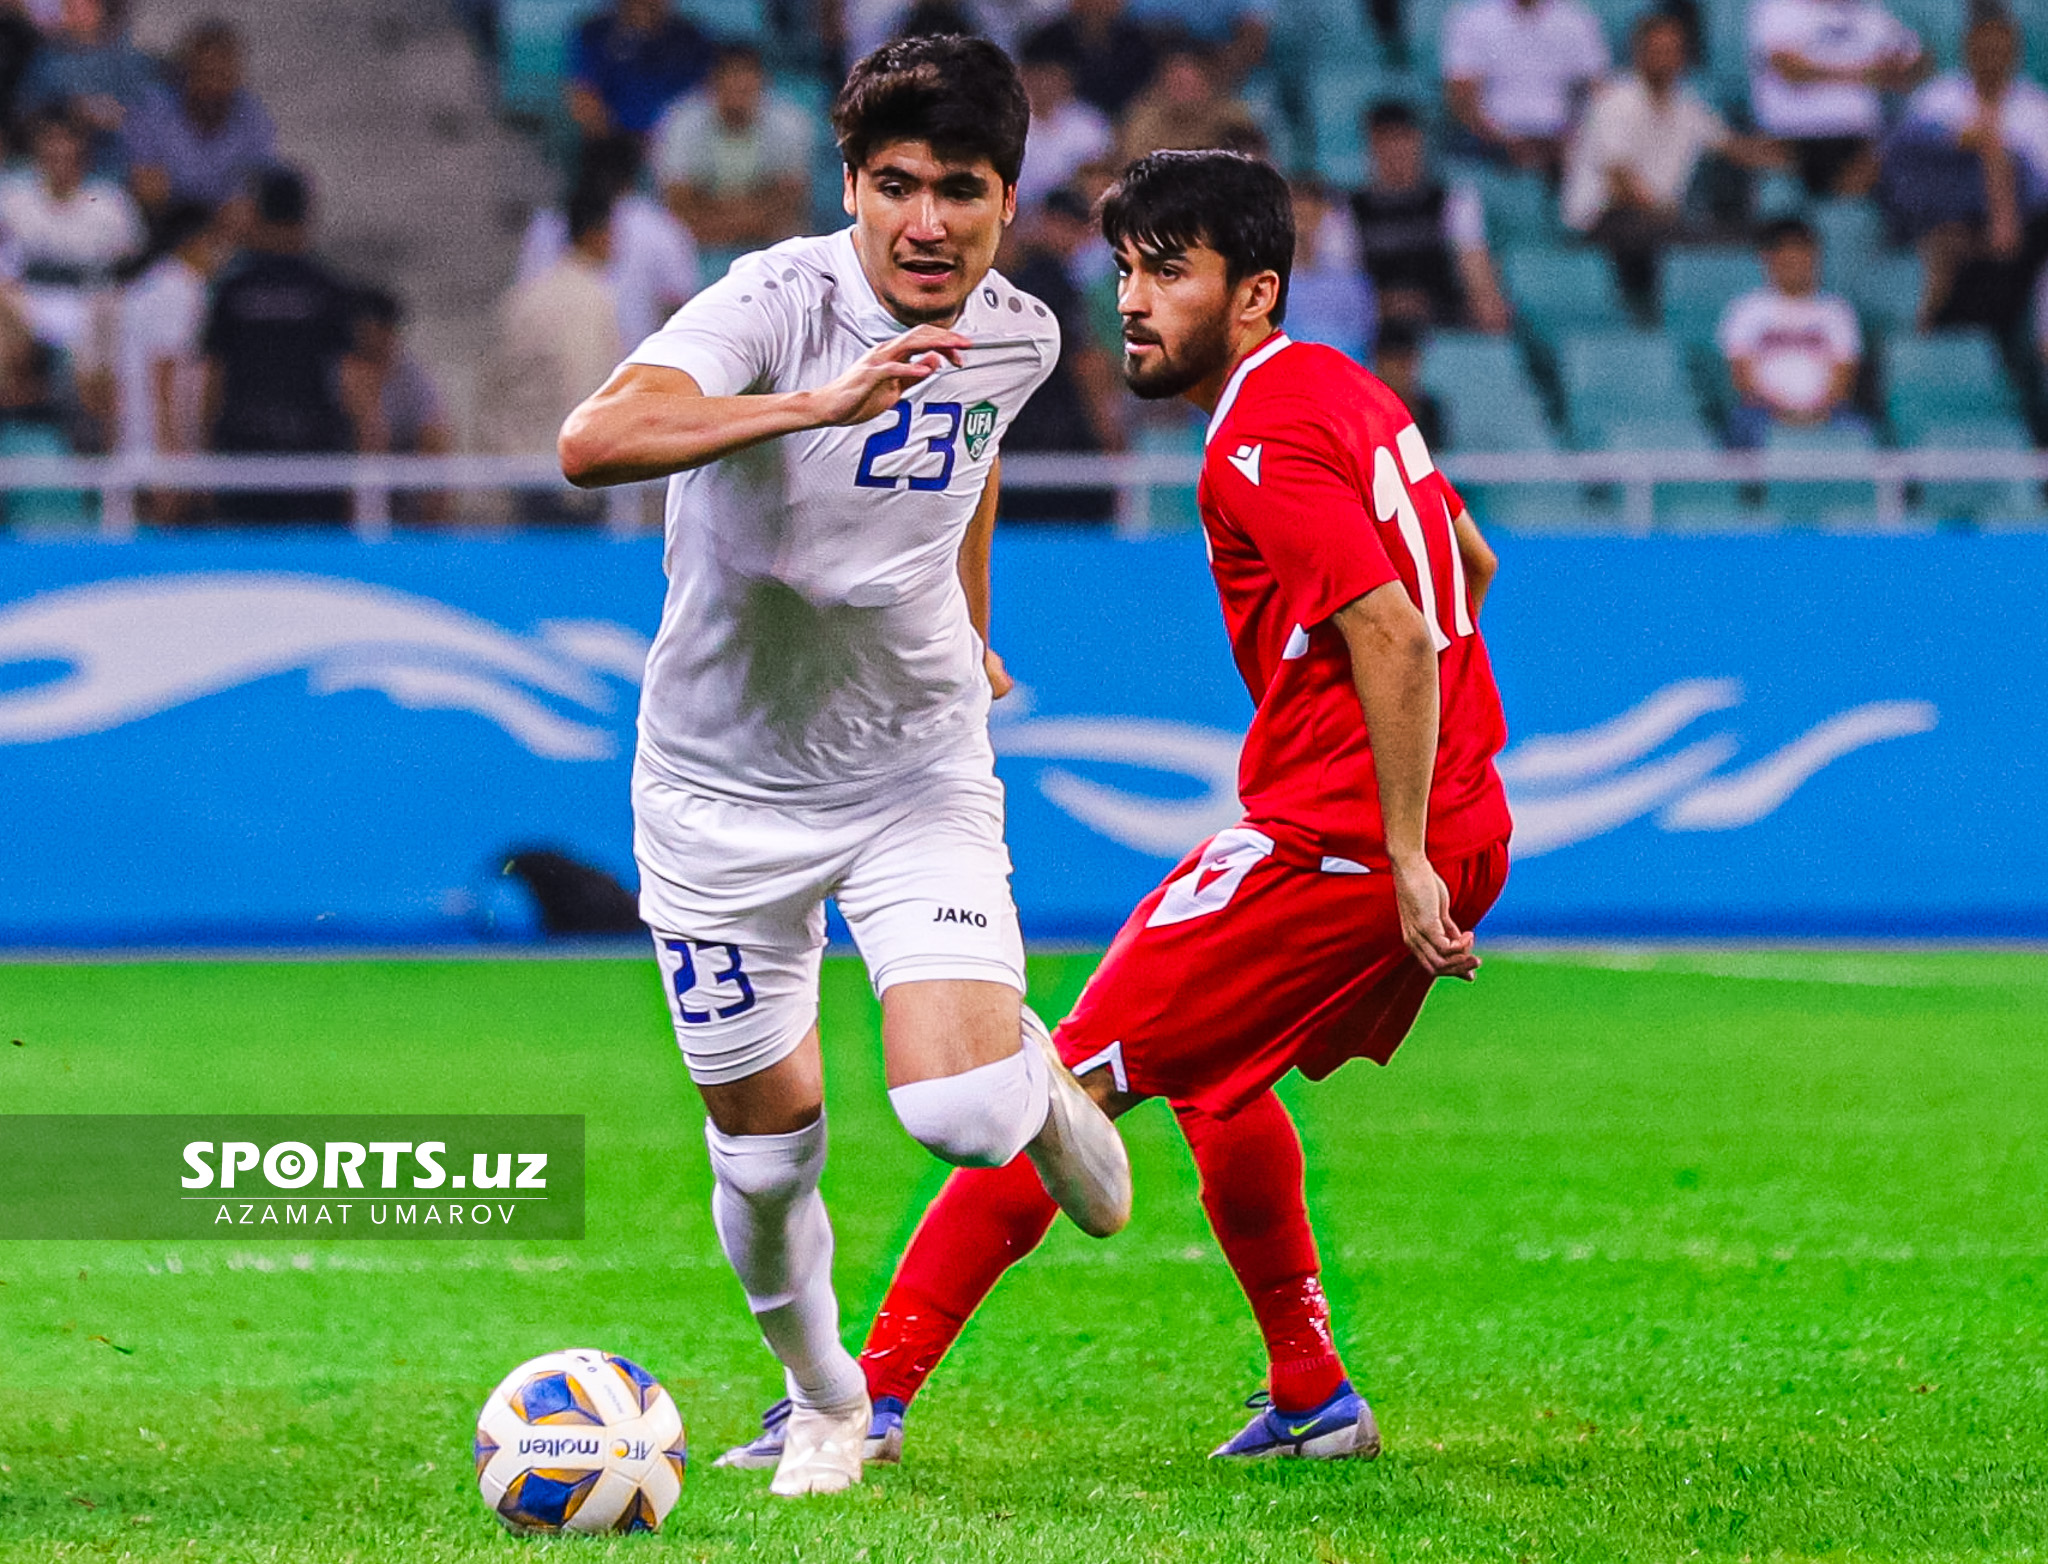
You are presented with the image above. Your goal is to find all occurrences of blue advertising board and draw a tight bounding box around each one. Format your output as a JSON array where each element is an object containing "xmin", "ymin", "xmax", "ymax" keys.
[{"xmin": 1, "ymin": 534, "xmax": 2040, "ymax": 944}]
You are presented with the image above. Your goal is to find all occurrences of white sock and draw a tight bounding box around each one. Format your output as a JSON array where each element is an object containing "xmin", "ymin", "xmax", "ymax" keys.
[
  {"xmin": 703, "ymin": 1114, "xmax": 865, "ymax": 1412},
  {"xmin": 888, "ymin": 1039, "xmax": 1051, "ymax": 1168}
]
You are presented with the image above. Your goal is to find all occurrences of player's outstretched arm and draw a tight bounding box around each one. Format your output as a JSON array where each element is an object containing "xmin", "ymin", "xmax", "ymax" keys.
[
  {"xmin": 956, "ymin": 459, "xmax": 1013, "ymax": 698},
  {"xmin": 1333, "ymin": 584, "xmax": 1480, "ymax": 982},
  {"xmin": 558, "ymin": 325, "xmax": 970, "ymax": 488}
]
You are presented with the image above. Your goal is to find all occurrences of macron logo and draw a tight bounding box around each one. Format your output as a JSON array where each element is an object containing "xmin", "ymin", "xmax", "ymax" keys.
[{"xmin": 1226, "ymin": 442, "xmax": 1262, "ymax": 485}]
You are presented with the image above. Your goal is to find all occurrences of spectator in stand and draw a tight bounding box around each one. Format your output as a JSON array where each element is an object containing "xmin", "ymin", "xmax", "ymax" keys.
[
  {"xmin": 1564, "ymin": 12, "xmax": 1782, "ymax": 314},
  {"xmin": 1022, "ymin": 0, "xmax": 1159, "ymax": 121},
  {"xmin": 20, "ymin": 0, "xmax": 157, "ymax": 175},
  {"xmin": 566, "ymin": 0, "xmax": 713, "ymax": 142},
  {"xmin": 522, "ymin": 132, "xmax": 695, "ymax": 351},
  {"xmin": 1372, "ymin": 318, "xmax": 1445, "ymax": 451},
  {"xmin": 1718, "ymin": 216, "xmax": 1866, "ymax": 447},
  {"xmin": 1116, "ymin": 42, "xmax": 1262, "ymax": 163},
  {"xmin": 1748, "ymin": 0, "xmax": 1923, "ymax": 197},
  {"xmin": 486, "ymin": 183, "xmax": 619, "ymax": 524},
  {"xmin": 832, "ymin": 0, "xmax": 1067, "ymax": 71},
  {"xmin": 1889, "ymin": 11, "xmax": 2048, "ymax": 334},
  {"xmin": 351, "ymin": 287, "xmax": 454, "ymax": 525},
  {"xmin": 1016, "ymin": 45, "xmax": 1111, "ymax": 213},
  {"xmin": 1125, "ymin": 0, "xmax": 1271, "ymax": 86},
  {"xmin": 123, "ymin": 19, "xmax": 275, "ymax": 218},
  {"xmin": 112, "ymin": 201, "xmax": 229, "ymax": 494},
  {"xmin": 0, "ymin": 107, "xmax": 145, "ymax": 353},
  {"xmin": 652, "ymin": 42, "xmax": 810, "ymax": 252},
  {"xmin": 999, "ymin": 185, "xmax": 1124, "ymax": 522},
  {"xmin": 1285, "ymin": 176, "xmax": 1376, "ymax": 361},
  {"xmin": 202, "ymin": 165, "xmax": 362, "ymax": 524},
  {"xmin": 1442, "ymin": 0, "xmax": 1610, "ymax": 176},
  {"xmin": 1350, "ymin": 100, "xmax": 1511, "ymax": 332}
]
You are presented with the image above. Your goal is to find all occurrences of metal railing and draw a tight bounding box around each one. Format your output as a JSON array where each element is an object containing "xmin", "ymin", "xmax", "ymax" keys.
[{"xmin": 2, "ymin": 448, "xmax": 2045, "ymax": 539}]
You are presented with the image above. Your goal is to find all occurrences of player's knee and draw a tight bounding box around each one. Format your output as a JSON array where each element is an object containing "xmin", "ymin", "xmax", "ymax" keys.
[
  {"xmin": 704, "ymin": 1113, "xmax": 828, "ymax": 1207},
  {"xmin": 888, "ymin": 1048, "xmax": 1046, "ymax": 1168}
]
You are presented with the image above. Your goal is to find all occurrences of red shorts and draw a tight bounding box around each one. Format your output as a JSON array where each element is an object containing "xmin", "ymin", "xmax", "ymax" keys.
[{"xmin": 1054, "ymin": 828, "xmax": 1510, "ymax": 1118}]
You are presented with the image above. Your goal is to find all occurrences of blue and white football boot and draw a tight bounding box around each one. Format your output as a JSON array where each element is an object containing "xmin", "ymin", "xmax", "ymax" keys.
[
  {"xmin": 714, "ymin": 1395, "xmax": 907, "ymax": 1469},
  {"xmin": 1210, "ymin": 1381, "xmax": 1382, "ymax": 1460}
]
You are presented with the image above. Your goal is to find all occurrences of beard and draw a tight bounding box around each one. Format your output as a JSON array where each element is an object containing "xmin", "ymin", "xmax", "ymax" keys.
[{"xmin": 1121, "ymin": 312, "xmax": 1234, "ymax": 400}]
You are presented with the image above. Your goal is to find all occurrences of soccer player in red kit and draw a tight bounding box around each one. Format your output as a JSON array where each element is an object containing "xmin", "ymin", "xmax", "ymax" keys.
[{"xmin": 718, "ymin": 148, "xmax": 1512, "ymax": 1469}]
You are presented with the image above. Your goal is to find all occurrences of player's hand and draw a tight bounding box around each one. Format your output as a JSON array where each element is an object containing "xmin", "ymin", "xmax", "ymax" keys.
[
  {"xmin": 1392, "ymin": 856, "xmax": 1480, "ymax": 981},
  {"xmin": 984, "ymin": 647, "xmax": 1014, "ymax": 699},
  {"xmin": 808, "ymin": 325, "xmax": 969, "ymax": 429}
]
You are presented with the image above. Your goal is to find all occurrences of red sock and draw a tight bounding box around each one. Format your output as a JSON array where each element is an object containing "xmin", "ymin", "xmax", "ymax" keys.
[
  {"xmin": 859, "ymin": 1155, "xmax": 1059, "ymax": 1407},
  {"xmin": 1174, "ymin": 1093, "xmax": 1347, "ymax": 1414}
]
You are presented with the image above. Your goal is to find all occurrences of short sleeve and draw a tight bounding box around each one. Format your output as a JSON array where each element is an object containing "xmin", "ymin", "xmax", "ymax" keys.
[
  {"xmin": 1441, "ymin": 2, "xmax": 1486, "ymax": 79},
  {"xmin": 625, "ymin": 251, "xmax": 803, "ymax": 395},
  {"xmin": 1210, "ymin": 395, "xmax": 1402, "ymax": 628},
  {"xmin": 1823, "ymin": 299, "xmax": 1862, "ymax": 360},
  {"xmin": 1444, "ymin": 182, "xmax": 1487, "ymax": 251}
]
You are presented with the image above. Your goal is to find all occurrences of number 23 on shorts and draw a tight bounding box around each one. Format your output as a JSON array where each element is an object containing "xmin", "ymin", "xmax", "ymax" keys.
[{"xmin": 663, "ymin": 938, "xmax": 758, "ymax": 1024}]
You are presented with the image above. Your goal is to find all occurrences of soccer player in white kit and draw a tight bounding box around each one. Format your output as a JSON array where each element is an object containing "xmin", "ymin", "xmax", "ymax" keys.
[{"xmin": 558, "ymin": 35, "xmax": 1131, "ymax": 1497}]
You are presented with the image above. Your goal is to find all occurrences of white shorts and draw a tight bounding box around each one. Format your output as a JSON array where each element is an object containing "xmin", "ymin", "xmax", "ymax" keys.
[{"xmin": 634, "ymin": 764, "xmax": 1027, "ymax": 1087}]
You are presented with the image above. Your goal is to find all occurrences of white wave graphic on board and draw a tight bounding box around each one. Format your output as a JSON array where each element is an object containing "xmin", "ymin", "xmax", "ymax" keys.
[
  {"xmin": 0, "ymin": 573, "xmax": 649, "ymax": 759},
  {"xmin": 994, "ymin": 680, "xmax": 1935, "ymax": 861}
]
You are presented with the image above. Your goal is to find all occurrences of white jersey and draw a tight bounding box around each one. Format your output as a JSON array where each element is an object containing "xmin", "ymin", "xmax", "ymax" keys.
[{"xmin": 624, "ymin": 227, "xmax": 1060, "ymax": 805}]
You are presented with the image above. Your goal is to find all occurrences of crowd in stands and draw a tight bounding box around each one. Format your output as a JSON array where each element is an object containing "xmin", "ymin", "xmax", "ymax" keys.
[
  {"xmin": 5, "ymin": 0, "xmax": 2047, "ymax": 529},
  {"xmin": 0, "ymin": 6, "xmax": 450, "ymax": 526}
]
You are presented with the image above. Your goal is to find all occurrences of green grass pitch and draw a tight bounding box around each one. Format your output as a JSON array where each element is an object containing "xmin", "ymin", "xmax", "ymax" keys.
[{"xmin": 2, "ymin": 950, "xmax": 2044, "ymax": 1562}]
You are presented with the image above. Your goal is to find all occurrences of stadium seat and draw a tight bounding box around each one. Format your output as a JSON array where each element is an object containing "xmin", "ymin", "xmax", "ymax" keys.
[
  {"xmin": 1451, "ymin": 162, "xmax": 1560, "ymax": 249},
  {"xmin": 1885, "ymin": 330, "xmax": 2021, "ymax": 438},
  {"xmin": 1598, "ymin": 418, "xmax": 1751, "ymax": 526},
  {"xmin": 1907, "ymin": 418, "xmax": 2048, "ymax": 524},
  {"xmin": 1274, "ymin": 0, "xmax": 1374, "ymax": 71},
  {"xmin": 0, "ymin": 423, "xmax": 91, "ymax": 532},
  {"xmin": 1307, "ymin": 62, "xmax": 1428, "ymax": 184},
  {"xmin": 1661, "ymin": 247, "xmax": 1764, "ymax": 349},
  {"xmin": 1134, "ymin": 420, "xmax": 1203, "ymax": 532},
  {"xmin": 1421, "ymin": 331, "xmax": 1557, "ymax": 450},
  {"xmin": 1764, "ymin": 420, "xmax": 1878, "ymax": 523},
  {"xmin": 1559, "ymin": 330, "xmax": 1700, "ymax": 444},
  {"xmin": 498, "ymin": 0, "xmax": 580, "ymax": 117},
  {"xmin": 1812, "ymin": 198, "xmax": 1885, "ymax": 275},
  {"xmin": 1839, "ymin": 250, "xmax": 1924, "ymax": 335},
  {"xmin": 1501, "ymin": 246, "xmax": 1630, "ymax": 344},
  {"xmin": 1888, "ymin": 0, "xmax": 1966, "ymax": 68}
]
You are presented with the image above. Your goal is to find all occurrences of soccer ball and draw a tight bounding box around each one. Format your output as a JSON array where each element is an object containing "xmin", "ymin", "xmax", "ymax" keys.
[{"xmin": 473, "ymin": 1348, "xmax": 686, "ymax": 1534}]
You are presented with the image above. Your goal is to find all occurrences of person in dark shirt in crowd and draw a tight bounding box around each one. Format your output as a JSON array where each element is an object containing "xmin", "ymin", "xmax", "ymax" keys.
[
  {"xmin": 1372, "ymin": 318, "xmax": 1445, "ymax": 451},
  {"xmin": 202, "ymin": 165, "xmax": 362, "ymax": 525},
  {"xmin": 1022, "ymin": 0, "xmax": 1158, "ymax": 121},
  {"xmin": 567, "ymin": 0, "xmax": 714, "ymax": 142},
  {"xmin": 352, "ymin": 286, "xmax": 453, "ymax": 525},
  {"xmin": 123, "ymin": 18, "xmax": 276, "ymax": 220},
  {"xmin": 998, "ymin": 184, "xmax": 1125, "ymax": 523},
  {"xmin": 1349, "ymin": 100, "xmax": 1511, "ymax": 332},
  {"xmin": 0, "ymin": 1, "xmax": 39, "ymax": 148}
]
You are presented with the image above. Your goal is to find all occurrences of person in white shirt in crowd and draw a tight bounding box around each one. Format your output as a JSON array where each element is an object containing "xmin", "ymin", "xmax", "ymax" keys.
[
  {"xmin": 0, "ymin": 105, "xmax": 143, "ymax": 353},
  {"xmin": 1565, "ymin": 12, "xmax": 1782, "ymax": 313},
  {"xmin": 491, "ymin": 183, "xmax": 621, "ymax": 524},
  {"xmin": 1349, "ymin": 100, "xmax": 1511, "ymax": 333},
  {"xmin": 1891, "ymin": 10, "xmax": 2048, "ymax": 333},
  {"xmin": 1748, "ymin": 0, "xmax": 1923, "ymax": 196},
  {"xmin": 1015, "ymin": 46, "xmax": 1111, "ymax": 213},
  {"xmin": 1284, "ymin": 176, "xmax": 1376, "ymax": 361},
  {"xmin": 653, "ymin": 42, "xmax": 813, "ymax": 256},
  {"xmin": 1718, "ymin": 216, "xmax": 1867, "ymax": 447},
  {"xmin": 1443, "ymin": 0, "xmax": 1610, "ymax": 176},
  {"xmin": 519, "ymin": 132, "xmax": 696, "ymax": 351},
  {"xmin": 110, "ymin": 200, "xmax": 230, "ymax": 519}
]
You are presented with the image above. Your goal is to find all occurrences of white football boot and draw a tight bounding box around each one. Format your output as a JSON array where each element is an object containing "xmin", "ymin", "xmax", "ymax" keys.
[
  {"xmin": 1021, "ymin": 1007, "xmax": 1132, "ymax": 1238},
  {"xmin": 768, "ymin": 1394, "xmax": 871, "ymax": 1497}
]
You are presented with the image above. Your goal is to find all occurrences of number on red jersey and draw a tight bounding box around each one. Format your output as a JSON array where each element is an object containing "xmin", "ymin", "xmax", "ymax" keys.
[{"xmin": 1368, "ymin": 425, "xmax": 1473, "ymax": 653}]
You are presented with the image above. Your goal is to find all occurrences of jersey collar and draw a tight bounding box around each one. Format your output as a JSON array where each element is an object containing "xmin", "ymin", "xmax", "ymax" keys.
[{"xmin": 1204, "ymin": 333, "xmax": 1294, "ymax": 447}]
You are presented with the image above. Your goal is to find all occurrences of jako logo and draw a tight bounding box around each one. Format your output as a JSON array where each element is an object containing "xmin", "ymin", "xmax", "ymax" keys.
[
  {"xmin": 519, "ymin": 1436, "xmax": 601, "ymax": 1457},
  {"xmin": 933, "ymin": 906, "xmax": 988, "ymax": 926}
]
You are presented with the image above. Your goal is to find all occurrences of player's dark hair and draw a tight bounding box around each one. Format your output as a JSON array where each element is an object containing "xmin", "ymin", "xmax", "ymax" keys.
[
  {"xmin": 1099, "ymin": 149, "xmax": 1295, "ymax": 326},
  {"xmin": 1759, "ymin": 215, "xmax": 1818, "ymax": 251},
  {"xmin": 832, "ymin": 34, "xmax": 1030, "ymax": 188}
]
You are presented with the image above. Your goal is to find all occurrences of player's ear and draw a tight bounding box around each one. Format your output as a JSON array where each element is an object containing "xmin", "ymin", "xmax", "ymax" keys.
[
  {"xmin": 842, "ymin": 163, "xmax": 857, "ymax": 218},
  {"xmin": 1240, "ymin": 270, "xmax": 1281, "ymax": 328},
  {"xmin": 1000, "ymin": 181, "xmax": 1017, "ymax": 228}
]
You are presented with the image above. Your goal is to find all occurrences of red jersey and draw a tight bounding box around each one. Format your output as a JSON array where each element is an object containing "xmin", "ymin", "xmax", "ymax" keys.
[{"xmin": 1196, "ymin": 334, "xmax": 1512, "ymax": 871}]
